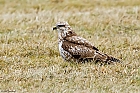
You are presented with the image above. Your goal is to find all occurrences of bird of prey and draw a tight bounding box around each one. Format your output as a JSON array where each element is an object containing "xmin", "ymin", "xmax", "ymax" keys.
[{"xmin": 53, "ymin": 21, "xmax": 120, "ymax": 63}]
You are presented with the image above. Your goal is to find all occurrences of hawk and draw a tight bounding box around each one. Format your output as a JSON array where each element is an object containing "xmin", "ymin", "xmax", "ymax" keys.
[{"xmin": 53, "ymin": 21, "xmax": 120, "ymax": 63}]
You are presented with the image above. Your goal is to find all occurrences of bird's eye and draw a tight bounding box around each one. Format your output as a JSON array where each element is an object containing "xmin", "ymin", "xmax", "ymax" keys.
[
  {"xmin": 57, "ymin": 25, "xmax": 65, "ymax": 27},
  {"xmin": 69, "ymin": 31, "xmax": 72, "ymax": 34}
]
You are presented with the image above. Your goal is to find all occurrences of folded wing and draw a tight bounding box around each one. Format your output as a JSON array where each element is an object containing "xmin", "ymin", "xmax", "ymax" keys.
[
  {"xmin": 62, "ymin": 41, "xmax": 96, "ymax": 59},
  {"xmin": 65, "ymin": 36, "xmax": 99, "ymax": 51}
]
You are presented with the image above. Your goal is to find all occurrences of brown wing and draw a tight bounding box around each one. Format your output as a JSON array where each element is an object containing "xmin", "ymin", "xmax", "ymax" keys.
[
  {"xmin": 62, "ymin": 41, "xmax": 96, "ymax": 59},
  {"xmin": 65, "ymin": 36, "xmax": 99, "ymax": 51}
]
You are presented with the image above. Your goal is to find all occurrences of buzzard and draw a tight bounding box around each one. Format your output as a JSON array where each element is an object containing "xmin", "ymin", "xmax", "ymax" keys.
[{"xmin": 53, "ymin": 21, "xmax": 120, "ymax": 63}]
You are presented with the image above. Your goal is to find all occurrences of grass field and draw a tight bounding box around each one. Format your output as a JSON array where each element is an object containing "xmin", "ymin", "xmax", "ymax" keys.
[{"xmin": 0, "ymin": 0, "xmax": 140, "ymax": 93}]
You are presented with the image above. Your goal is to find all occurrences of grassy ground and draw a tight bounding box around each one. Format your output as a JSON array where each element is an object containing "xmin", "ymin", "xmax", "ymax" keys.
[{"xmin": 0, "ymin": 0, "xmax": 140, "ymax": 93}]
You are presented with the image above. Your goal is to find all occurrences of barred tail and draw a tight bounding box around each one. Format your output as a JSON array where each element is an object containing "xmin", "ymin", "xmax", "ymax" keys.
[
  {"xmin": 94, "ymin": 51, "xmax": 120, "ymax": 63},
  {"xmin": 108, "ymin": 56, "xmax": 120, "ymax": 62}
]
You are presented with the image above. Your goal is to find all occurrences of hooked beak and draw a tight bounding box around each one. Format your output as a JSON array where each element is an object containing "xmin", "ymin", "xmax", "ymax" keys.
[{"xmin": 53, "ymin": 26, "xmax": 57, "ymax": 30}]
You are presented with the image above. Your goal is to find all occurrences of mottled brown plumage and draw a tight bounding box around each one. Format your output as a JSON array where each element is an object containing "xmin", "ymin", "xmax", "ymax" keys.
[{"xmin": 53, "ymin": 21, "xmax": 120, "ymax": 63}]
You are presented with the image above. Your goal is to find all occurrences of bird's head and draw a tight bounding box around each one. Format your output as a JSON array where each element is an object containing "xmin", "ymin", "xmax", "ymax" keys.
[
  {"xmin": 53, "ymin": 21, "xmax": 76, "ymax": 39},
  {"xmin": 53, "ymin": 21, "xmax": 70, "ymax": 31}
]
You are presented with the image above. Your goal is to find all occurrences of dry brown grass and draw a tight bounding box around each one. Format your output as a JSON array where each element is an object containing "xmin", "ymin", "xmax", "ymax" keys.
[{"xmin": 0, "ymin": 0, "xmax": 140, "ymax": 93}]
